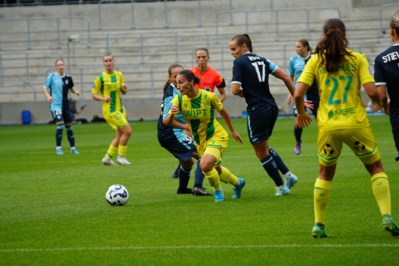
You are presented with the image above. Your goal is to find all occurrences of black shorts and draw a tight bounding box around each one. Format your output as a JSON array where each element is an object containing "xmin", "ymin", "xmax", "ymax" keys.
[
  {"xmin": 158, "ymin": 134, "xmax": 197, "ymax": 162},
  {"xmin": 247, "ymin": 105, "xmax": 278, "ymax": 144},
  {"xmin": 51, "ymin": 108, "xmax": 74, "ymax": 124}
]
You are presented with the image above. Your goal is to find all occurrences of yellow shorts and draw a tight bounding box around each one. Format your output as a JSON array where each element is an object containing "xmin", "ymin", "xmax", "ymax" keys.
[
  {"xmin": 104, "ymin": 111, "xmax": 128, "ymax": 131},
  {"xmin": 317, "ymin": 127, "xmax": 381, "ymax": 166},
  {"xmin": 197, "ymin": 137, "xmax": 228, "ymax": 167}
]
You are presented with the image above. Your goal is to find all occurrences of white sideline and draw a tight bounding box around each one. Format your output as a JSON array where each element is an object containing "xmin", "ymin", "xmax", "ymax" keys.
[{"xmin": 1, "ymin": 244, "xmax": 399, "ymax": 253}]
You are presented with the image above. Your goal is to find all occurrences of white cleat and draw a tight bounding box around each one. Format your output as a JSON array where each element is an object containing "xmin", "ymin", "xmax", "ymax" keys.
[
  {"xmin": 116, "ymin": 156, "xmax": 131, "ymax": 165},
  {"xmin": 102, "ymin": 157, "xmax": 116, "ymax": 166}
]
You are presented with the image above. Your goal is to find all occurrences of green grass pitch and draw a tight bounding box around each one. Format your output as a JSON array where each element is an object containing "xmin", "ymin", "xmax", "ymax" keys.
[{"xmin": 0, "ymin": 115, "xmax": 398, "ymax": 265}]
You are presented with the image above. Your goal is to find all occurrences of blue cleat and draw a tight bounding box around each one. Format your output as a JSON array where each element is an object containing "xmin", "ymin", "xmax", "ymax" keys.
[
  {"xmin": 233, "ymin": 178, "xmax": 246, "ymax": 199},
  {"xmin": 214, "ymin": 189, "xmax": 224, "ymax": 202},
  {"xmin": 275, "ymin": 186, "xmax": 290, "ymax": 196},
  {"xmin": 285, "ymin": 173, "xmax": 299, "ymax": 189},
  {"xmin": 56, "ymin": 148, "xmax": 63, "ymax": 155},
  {"xmin": 395, "ymin": 153, "xmax": 399, "ymax": 162},
  {"xmin": 71, "ymin": 148, "xmax": 80, "ymax": 154}
]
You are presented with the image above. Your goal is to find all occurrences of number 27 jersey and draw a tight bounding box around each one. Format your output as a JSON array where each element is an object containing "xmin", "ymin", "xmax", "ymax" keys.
[{"xmin": 298, "ymin": 50, "xmax": 375, "ymax": 130}]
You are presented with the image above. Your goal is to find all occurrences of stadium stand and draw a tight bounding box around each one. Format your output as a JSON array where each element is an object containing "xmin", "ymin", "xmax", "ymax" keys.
[{"xmin": 0, "ymin": 0, "xmax": 396, "ymax": 124}]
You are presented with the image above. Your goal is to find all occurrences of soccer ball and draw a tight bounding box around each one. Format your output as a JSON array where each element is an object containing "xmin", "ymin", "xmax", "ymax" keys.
[{"xmin": 105, "ymin": 184, "xmax": 129, "ymax": 206}]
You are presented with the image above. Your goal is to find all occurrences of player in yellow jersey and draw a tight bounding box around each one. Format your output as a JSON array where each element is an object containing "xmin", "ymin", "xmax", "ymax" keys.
[
  {"xmin": 164, "ymin": 70, "xmax": 245, "ymax": 202},
  {"xmin": 294, "ymin": 18, "xmax": 399, "ymax": 238},
  {"xmin": 92, "ymin": 52, "xmax": 132, "ymax": 166}
]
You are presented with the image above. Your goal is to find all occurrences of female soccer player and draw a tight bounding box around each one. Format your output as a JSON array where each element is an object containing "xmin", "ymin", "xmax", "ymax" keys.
[
  {"xmin": 190, "ymin": 47, "xmax": 227, "ymax": 102},
  {"xmin": 229, "ymin": 34, "xmax": 299, "ymax": 196},
  {"xmin": 374, "ymin": 11, "xmax": 399, "ymax": 162},
  {"xmin": 92, "ymin": 52, "xmax": 132, "ymax": 166},
  {"xmin": 294, "ymin": 18, "xmax": 399, "ymax": 238},
  {"xmin": 42, "ymin": 58, "xmax": 80, "ymax": 155},
  {"xmin": 287, "ymin": 39, "xmax": 319, "ymax": 155},
  {"xmin": 157, "ymin": 64, "xmax": 211, "ymax": 196},
  {"xmin": 164, "ymin": 70, "xmax": 245, "ymax": 202}
]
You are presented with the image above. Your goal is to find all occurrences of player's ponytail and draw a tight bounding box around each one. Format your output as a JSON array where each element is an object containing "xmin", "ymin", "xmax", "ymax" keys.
[
  {"xmin": 163, "ymin": 64, "xmax": 184, "ymax": 93},
  {"xmin": 315, "ymin": 18, "xmax": 353, "ymax": 73}
]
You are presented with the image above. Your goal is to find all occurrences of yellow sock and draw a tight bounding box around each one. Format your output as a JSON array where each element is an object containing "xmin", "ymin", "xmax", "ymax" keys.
[
  {"xmin": 314, "ymin": 178, "xmax": 332, "ymax": 225},
  {"xmin": 204, "ymin": 168, "xmax": 221, "ymax": 191},
  {"xmin": 219, "ymin": 166, "xmax": 239, "ymax": 186},
  {"xmin": 105, "ymin": 145, "xmax": 118, "ymax": 159},
  {"xmin": 371, "ymin": 172, "xmax": 391, "ymax": 216},
  {"xmin": 118, "ymin": 145, "xmax": 128, "ymax": 157}
]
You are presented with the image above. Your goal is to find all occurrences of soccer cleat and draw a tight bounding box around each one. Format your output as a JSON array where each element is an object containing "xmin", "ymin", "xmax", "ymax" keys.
[
  {"xmin": 275, "ymin": 186, "xmax": 290, "ymax": 196},
  {"xmin": 395, "ymin": 153, "xmax": 399, "ymax": 162},
  {"xmin": 294, "ymin": 141, "xmax": 301, "ymax": 155},
  {"xmin": 192, "ymin": 186, "xmax": 212, "ymax": 196},
  {"xmin": 285, "ymin": 173, "xmax": 299, "ymax": 189},
  {"xmin": 214, "ymin": 189, "xmax": 224, "ymax": 202},
  {"xmin": 232, "ymin": 178, "xmax": 246, "ymax": 199},
  {"xmin": 176, "ymin": 188, "xmax": 192, "ymax": 194},
  {"xmin": 56, "ymin": 148, "xmax": 63, "ymax": 155},
  {"xmin": 171, "ymin": 164, "xmax": 180, "ymax": 178},
  {"xmin": 116, "ymin": 156, "xmax": 131, "ymax": 165},
  {"xmin": 70, "ymin": 148, "xmax": 80, "ymax": 154},
  {"xmin": 312, "ymin": 223, "xmax": 328, "ymax": 238},
  {"xmin": 382, "ymin": 215, "xmax": 399, "ymax": 237},
  {"xmin": 102, "ymin": 157, "xmax": 116, "ymax": 166}
]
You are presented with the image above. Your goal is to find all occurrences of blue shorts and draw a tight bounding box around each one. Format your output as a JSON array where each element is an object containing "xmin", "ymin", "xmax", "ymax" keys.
[
  {"xmin": 51, "ymin": 108, "xmax": 74, "ymax": 124},
  {"xmin": 247, "ymin": 105, "xmax": 278, "ymax": 144},
  {"xmin": 159, "ymin": 134, "xmax": 197, "ymax": 162}
]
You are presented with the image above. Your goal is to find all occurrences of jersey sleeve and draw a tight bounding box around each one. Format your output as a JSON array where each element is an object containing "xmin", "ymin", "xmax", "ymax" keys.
[
  {"xmin": 288, "ymin": 56, "xmax": 295, "ymax": 75},
  {"xmin": 266, "ymin": 59, "xmax": 278, "ymax": 73},
  {"xmin": 357, "ymin": 53, "xmax": 375, "ymax": 85},
  {"xmin": 211, "ymin": 92, "xmax": 223, "ymax": 111},
  {"xmin": 214, "ymin": 70, "xmax": 224, "ymax": 88},
  {"xmin": 43, "ymin": 73, "xmax": 52, "ymax": 89},
  {"xmin": 297, "ymin": 56, "xmax": 316, "ymax": 86},
  {"xmin": 92, "ymin": 75, "xmax": 102, "ymax": 94},
  {"xmin": 168, "ymin": 94, "xmax": 180, "ymax": 116},
  {"xmin": 231, "ymin": 59, "xmax": 243, "ymax": 85}
]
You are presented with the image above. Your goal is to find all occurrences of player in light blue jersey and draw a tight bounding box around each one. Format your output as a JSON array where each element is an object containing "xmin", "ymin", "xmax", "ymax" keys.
[
  {"xmin": 157, "ymin": 65, "xmax": 211, "ymax": 196},
  {"xmin": 42, "ymin": 58, "xmax": 80, "ymax": 155},
  {"xmin": 287, "ymin": 39, "xmax": 319, "ymax": 155}
]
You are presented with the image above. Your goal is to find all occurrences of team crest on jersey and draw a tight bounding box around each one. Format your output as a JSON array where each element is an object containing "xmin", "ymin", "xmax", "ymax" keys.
[{"xmin": 65, "ymin": 80, "xmax": 69, "ymax": 85}]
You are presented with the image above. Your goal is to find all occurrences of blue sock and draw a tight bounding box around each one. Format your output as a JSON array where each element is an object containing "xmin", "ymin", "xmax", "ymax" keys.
[
  {"xmin": 179, "ymin": 165, "xmax": 190, "ymax": 190},
  {"xmin": 268, "ymin": 147, "xmax": 289, "ymax": 175},
  {"xmin": 261, "ymin": 155, "xmax": 284, "ymax": 186},
  {"xmin": 65, "ymin": 125, "xmax": 75, "ymax": 147},
  {"xmin": 194, "ymin": 160, "xmax": 204, "ymax": 187},
  {"xmin": 56, "ymin": 124, "xmax": 64, "ymax": 147},
  {"xmin": 294, "ymin": 127, "xmax": 302, "ymax": 143}
]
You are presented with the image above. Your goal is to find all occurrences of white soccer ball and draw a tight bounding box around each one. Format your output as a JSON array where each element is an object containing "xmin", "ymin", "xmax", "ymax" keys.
[{"xmin": 105, "ymin": 184, "xmax": 129, "ymax": 206}]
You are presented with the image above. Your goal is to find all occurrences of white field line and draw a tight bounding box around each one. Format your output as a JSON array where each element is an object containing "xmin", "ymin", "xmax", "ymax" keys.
[{"xmin": 1, "ymin": 244, "xmax": 399, "ymax": 253}]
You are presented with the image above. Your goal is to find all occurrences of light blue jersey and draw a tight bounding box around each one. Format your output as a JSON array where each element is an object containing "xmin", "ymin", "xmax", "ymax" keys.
[
  {"xmin": 160, "ymin": 84, "xmax": 189, "ymax": 145},
  {"xmin": 288, "ymin": 53, "xmax": 311, "ymax": 87},
  {"xmin": 43, "ymin": 72, "xmax": 74, "ymax": 112}
]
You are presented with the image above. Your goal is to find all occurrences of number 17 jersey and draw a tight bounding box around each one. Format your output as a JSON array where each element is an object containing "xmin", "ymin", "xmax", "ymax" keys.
[
  {"xmin": 231, "ymin": 52, "xmax": 279, "ymax": 110},
  {"xmin": 298, "ymin": 50, "xmax": 375, "ymax": 131}
]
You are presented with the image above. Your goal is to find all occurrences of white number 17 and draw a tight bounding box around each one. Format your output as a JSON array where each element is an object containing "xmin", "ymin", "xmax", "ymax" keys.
[{"xmin": 251, "ymin": 61, "xmax": 266, "ymax": 82}]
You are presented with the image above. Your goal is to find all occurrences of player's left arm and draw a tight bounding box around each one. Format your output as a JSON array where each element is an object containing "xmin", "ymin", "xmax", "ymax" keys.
[
  {"xmin": 272, "ymin": 68, "xmax": 295, "ymax": 96},
  {"xmin": 218, "ymin": 108, "xmax": 242, "ymax": 143}
]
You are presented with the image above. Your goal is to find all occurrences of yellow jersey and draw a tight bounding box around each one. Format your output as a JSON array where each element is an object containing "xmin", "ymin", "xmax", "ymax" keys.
[
  {"xmin": 298, "ymin": 49, "xmax": 375, "ymax": 130},
  {"xmin": 92, "ymin": 71, "xmax": 125, "ymax": 115},
  {"xmin": 171, "ymin": 90, "xmax": 228, "ymax": 155}
]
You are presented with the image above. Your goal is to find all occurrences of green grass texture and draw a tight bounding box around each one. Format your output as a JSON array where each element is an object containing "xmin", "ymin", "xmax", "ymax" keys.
[{"xmin": 1, "ymin": 115, "xmax": 398, "ymax": 265}]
